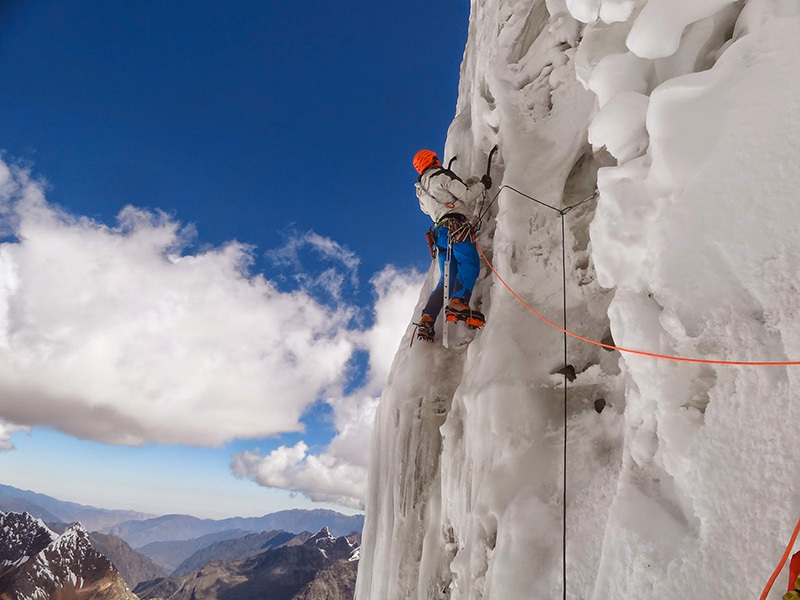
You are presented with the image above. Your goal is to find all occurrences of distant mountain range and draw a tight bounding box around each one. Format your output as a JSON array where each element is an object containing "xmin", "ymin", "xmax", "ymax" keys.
[
  {"xmin": 136, "ymin": 529, "xmax": 254, "ymax": 573},
  {"xmin": 0, "ymin": 484, "xmax": 364, "ymax": 545},
  {"xmin": 110, "ymin": 510, "xmax": 365, "ymax": 547},
  {"xmin": 134, "ymin": 527, "xmax": 359, "ymax": 600},
  {"xmin": 0, "ymin": 481, "xmax": 364, "ymax": 593},
  {"xmin": 0, "ymin": 495, "xmax": 61, "ymax": 522},
  {"xmin": 0, "ymin": 483, "xmax": 153, "ymax": 531},
  {"xmin": 1, "ymin": 510, "xmax": 359, "ymax": 600},
  {"xmin": 171, "ymin": 530, "xmax": 308, "ymax": 577}
]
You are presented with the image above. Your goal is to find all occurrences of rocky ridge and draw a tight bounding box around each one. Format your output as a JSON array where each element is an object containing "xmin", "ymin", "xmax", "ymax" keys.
[
  {"xmin": 171, "ymin": 530, "xmax": 304, "ymax": 577},
  {"xmin": 135, "ymin": 527, "xmax": 359, "ymax": 600},
  {"xmin": 88, "ymin": 531, "xmax": 166, "ymax": 589},
  {"xmin": 0, "ymin": 511, "xmax": 136, "ymax": 600}
]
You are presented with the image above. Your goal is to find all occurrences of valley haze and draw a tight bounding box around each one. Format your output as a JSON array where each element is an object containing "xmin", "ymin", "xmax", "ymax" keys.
[{"xmin": 0, "ymin": 483, "xmax": 363, "ymax": 545}]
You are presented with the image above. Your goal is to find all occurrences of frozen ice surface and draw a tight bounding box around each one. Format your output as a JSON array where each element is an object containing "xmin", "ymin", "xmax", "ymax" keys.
[
  {"xmin": 356, "ymin": 1, "xmax": 800, "ymax": 599},
  {"xmin": 627, "ymin": 0, "xmax": 739, "ymax": 59},
  {"xmin": 588, "ymin": 91, "xmax": 649, "ymax": 162}
]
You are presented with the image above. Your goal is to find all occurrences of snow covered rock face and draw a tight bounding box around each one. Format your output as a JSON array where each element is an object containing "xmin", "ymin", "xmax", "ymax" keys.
[
  {"xmin": 357, "ymin": 0, "xmax": 800, "ymax": 599},
  {"xmin": 0, "ymin": 511, "xmax": 56, "ymax": 565},
  {"xmin": 585, "ymin": 1, "xmax": 800, "ymax": 598},
  {"xmin": 0, "ymin": 511, "xmax": 136, "ymax": 600}
]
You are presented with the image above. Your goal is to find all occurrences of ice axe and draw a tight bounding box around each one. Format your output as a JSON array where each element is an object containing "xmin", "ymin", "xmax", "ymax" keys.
[
  {"xmin": 485, "ymin": 144, "xmax": 498, "ymax": 178},
  {"xmin": 473, "ymin": 145, "xmax": 499, "ymax": 232}
]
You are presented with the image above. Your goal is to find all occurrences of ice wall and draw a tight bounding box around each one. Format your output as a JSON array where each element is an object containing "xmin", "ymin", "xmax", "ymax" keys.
[
  {"xmin": 357, "ymin": 0, "xmax": 800, "ymax": 598},
  {"xmin": 586, "ymin": 1, "xmax": 800, "ymax": 597}
]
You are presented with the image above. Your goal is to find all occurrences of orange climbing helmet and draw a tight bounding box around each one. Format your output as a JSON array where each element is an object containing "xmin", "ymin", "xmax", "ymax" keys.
[{"xmin": 413, "ymin": 149, "xmax": 440, "ymax": 174}]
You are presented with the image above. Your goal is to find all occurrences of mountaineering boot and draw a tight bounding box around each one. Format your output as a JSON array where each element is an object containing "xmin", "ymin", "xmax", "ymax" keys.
[
  {"xmin": 445, "ymin": 297, "xmax": 470, "ymax": 321},
  {"xmin": 416, "ymin": 314, "xmax": 435, "ymax": 342},
  {"xmin": 445, "ymin": 297, "xmax": 485, "ymax": 329}
]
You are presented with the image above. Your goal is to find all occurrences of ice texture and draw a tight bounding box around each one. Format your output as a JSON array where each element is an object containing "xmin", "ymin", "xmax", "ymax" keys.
[{"xmin": 356, "ymin": 1, "xmax": 800, "ymax": 599}]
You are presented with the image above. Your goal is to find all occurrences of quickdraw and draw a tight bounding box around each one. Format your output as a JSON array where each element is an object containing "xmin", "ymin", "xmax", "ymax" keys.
[
  {"xmin": 432, "ymin": 215, "xmax": 474, "ymax": 251},
  {"xmin": 425, "ymin": 229, "xmax": 437, "ymax": 259},
  {"xmin": 449, "ymin": 221, "xmax": 473, "ymax": 245}
]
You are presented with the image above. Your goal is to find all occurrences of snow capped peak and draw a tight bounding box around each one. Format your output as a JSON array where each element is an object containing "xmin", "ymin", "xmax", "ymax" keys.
[
  {"xmin": 302, "ymin": 527, "xmax": 355, "ymax": 562},
  {"xmin": 60, "ymin": 522, "xmax": 89, "ymax": 540},
  {"xmin": 0, "ymin": 511, "xmax": 58, "ymax": 564},
  {"xmin": 2, "ymin": 510, "xmax": 36, "ymax": 524},
  {"xmin": 309, "ymin": 526, "xmax": 333, "ymax": 542},
  {"xmin": 0, "ymin": 509, "xmax": 133, "ymax": 599},
  {"xmin": 67, "ymin": 521, "xmax": 88, "ymax": 534},
  {"xmin": 0, "ymin": 510, "xmax": 52, "ymax": 533},
  {"xmin": 52, "ymin": 523, "xmax": 90, "ymax": 551}
]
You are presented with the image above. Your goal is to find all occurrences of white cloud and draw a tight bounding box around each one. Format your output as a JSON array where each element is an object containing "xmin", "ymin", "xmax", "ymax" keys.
[
  {"xmin": 0, "ymin": 420, "xmax": 26, "ymax": 451},
  {"xmin": 231, "ymin": 266, "xmax": 425, "ymax": 508},
  {"xmin": 232, "ymin": 442, "xmax": 367, "ymax": 510},
  {"xmin": 267, "ymin": 229, "xmax": 360, "ymax": 300},
  {"xmin": 0, "ymin": 162, "xmax": 356, "ymax": 447},
  {"xmin": 305, "ymin": 232, "xmax": 360, "ymax": 275},
  {"xmin": 360, "ymin": 266, "xmax": 426, "ymax": 392},
  {"xmin": 0, "ymin": 156, "xmax": 427, "ymax": 509}
]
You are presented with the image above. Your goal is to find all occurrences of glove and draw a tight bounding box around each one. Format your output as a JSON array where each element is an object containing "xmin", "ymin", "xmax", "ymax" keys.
[{"xmin": 481, "ymin": 174, "xmax": 492, "ymax": 190}]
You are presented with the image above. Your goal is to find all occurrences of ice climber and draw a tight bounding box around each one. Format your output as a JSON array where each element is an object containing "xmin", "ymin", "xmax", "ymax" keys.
[{"xmin": 413, "ymin": 149, "xmax": 492, "ymax": 342}]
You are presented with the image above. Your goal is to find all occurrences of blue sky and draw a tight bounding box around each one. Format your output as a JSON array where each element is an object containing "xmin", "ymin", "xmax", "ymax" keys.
[{"xmin": 0, "ymin": 1, "xmax": 470, "ymax": 518}]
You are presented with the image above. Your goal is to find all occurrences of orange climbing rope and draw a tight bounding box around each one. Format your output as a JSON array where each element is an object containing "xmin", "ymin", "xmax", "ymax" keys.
[
  {"xmin": 761, "ymin": 515, "xmax": 800, "ymax": 599},
  {"xmin": 475, "ymin": 241, "xmax": 800, "ymax": 366}
]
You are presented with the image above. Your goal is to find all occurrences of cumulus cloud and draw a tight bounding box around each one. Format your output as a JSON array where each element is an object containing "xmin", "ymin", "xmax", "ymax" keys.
[
  {"xmin": 232, "ymin": 442, "xmax": 367, "ymax": 510},
  {"xmin": 0, "ymin": 156, "xmax": 426, "ymax": 508},
  {"xmin": 231, "ymin": 266, "xmax": 425, "ymax": 508},
  {"xmin": 359, "ymin": 266, "xmax": 426, "ymax": 392},
  {"xmin": 0, "ymin": 161, "xmax": 356, "ymax": 447},
  {"xmin": 0, "ymin": 420, "xmax": 26, "ymax": 451}
]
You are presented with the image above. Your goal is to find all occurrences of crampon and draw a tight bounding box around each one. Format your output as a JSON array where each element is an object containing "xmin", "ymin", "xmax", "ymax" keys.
[
  {"xmin": 414, "ymin": 316, "xmax": 436, "ymax": 343},
  {"xmin": 445, "ymin": 306, "xmax": 486, "ymax": 329}
]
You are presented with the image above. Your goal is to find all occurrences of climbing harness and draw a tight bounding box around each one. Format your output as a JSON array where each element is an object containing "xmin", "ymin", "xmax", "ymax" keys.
[{"xmin": 436, "ymin": 214, "xmax": 472, "ymax": 245}]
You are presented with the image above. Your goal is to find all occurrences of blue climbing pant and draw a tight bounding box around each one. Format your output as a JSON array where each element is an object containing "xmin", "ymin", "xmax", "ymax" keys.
[{"xmin": 422, "ymin": 225, "xmax": 480, "ymax": 319}]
